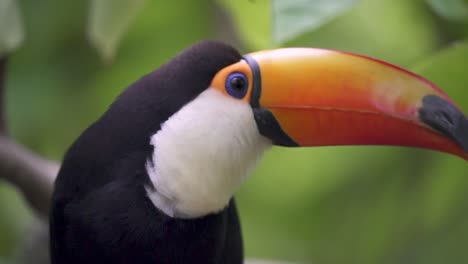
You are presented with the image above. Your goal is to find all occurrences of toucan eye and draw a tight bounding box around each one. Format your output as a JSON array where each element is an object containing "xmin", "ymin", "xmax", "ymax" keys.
[{"xmin": 225, "ymin": 72, "xmax": 248, "ymax": 99}]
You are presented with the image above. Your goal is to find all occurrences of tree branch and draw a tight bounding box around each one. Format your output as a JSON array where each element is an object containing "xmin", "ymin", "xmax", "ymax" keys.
[
  {"xmin": 0, "ymin": 55, "xmax": 59, "ymax": 218},
  {"xmin": 0, "ymin": 136, "xmax": 59, "ymax": 217}
]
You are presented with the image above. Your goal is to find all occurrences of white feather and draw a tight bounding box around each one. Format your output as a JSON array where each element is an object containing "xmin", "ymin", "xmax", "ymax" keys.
[{"xmin": 146, "ymin": 88, "xmax": 271, "ymax": 218}]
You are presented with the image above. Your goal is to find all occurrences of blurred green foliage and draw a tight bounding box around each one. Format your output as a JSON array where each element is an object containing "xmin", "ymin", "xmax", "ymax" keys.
[
  {"xmin": 0, "ymin": 0, "xmax": 24, "ymax": 56},
  {"xmin": 271, "ymin": 0, "xmax": 358, "ymax": 43},
  {"xmin": 88, "ymin": 0, "xmax": 147, "ymax": 61},
  {"xmin": 1, "ymin": 0, "xmax": 467, "ymax": 263},
  {"xmin": 426, "ymin": 0, "xmax": 468, "ymax": 21}
]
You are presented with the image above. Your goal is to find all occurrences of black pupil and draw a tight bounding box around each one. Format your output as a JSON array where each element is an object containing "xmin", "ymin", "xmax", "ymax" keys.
[{"xmin": 231, "ymin": 77, "xmax": 245, "ymax": 91}]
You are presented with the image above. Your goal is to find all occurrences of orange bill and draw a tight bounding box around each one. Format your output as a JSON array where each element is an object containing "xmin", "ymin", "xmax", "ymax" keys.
[{"xmin": 244, "ymin": 48, "xmax": 467, "ymax": 159}]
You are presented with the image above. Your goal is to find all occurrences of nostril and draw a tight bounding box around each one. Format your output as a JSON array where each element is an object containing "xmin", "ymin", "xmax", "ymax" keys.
[{"xmin": 441, "ymin": 111, "xmax": 454, "ymax": 127}]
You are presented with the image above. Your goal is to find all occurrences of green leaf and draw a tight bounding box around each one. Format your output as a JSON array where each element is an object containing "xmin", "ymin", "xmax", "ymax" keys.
[
  {"xmin": 88, "ymin": 0, "xmax": 147, "ymax": 62},
  {"xmin": 287, "ymin": 0, "xmax": 442, "ymax": 66},
  {"xmin": 411, "ymin": 41, "xmax": 468, "ymax": 112},
  {"xmin": 426, "ymin": 0, "xmax": 468, "ymax": 21},
  {"xmin": 272, "ymin": 0, "xmax": 358, "ymax": 44},
  {"xmin": 0, "ymin": 0, "xmax": 24, "ymax": 56}
]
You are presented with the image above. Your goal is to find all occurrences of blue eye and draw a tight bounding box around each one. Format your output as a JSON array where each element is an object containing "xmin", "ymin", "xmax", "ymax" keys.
[{"xmin": 225, "ymin": 72, "xmax": 248, "ymax": 99}]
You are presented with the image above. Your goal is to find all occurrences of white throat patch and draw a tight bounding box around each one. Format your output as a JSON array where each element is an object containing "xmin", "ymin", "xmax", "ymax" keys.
[{"xmin": 145, "ymin": 88, "xmax": 271, "ymax": 218}]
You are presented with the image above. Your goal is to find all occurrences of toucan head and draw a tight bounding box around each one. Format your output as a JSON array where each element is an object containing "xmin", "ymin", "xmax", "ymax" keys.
[{"xmin": 111, "ymin": 41, "xmax": 467, "ymax": 218}]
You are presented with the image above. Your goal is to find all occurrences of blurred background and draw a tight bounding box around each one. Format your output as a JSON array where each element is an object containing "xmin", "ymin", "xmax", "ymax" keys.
[{"xmin": 1, "ymin": 0, "xmax": 467, "ymax": 263}]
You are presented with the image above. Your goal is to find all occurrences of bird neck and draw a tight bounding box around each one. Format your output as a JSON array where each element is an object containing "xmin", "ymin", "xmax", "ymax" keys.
[{"xmin": 145, "ymin": 89, "xmax": 271, "ymax": 219}]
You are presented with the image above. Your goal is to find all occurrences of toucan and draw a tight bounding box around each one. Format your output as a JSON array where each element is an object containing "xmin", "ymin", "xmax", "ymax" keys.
[{"xmin": 50, "ymin": 41, "xmax": 467, "ymax": 264}]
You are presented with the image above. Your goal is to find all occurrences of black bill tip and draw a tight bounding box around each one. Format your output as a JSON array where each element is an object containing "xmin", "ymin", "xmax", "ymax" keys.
[{"xmin": 419, "ymin": 95, "xmax": 468, "ymax": 152}]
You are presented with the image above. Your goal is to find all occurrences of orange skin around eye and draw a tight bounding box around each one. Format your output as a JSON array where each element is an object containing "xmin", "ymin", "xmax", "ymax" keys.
[{"xmin": 210, "ymin": 61, "xmax": 254, "ymax": 103}]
